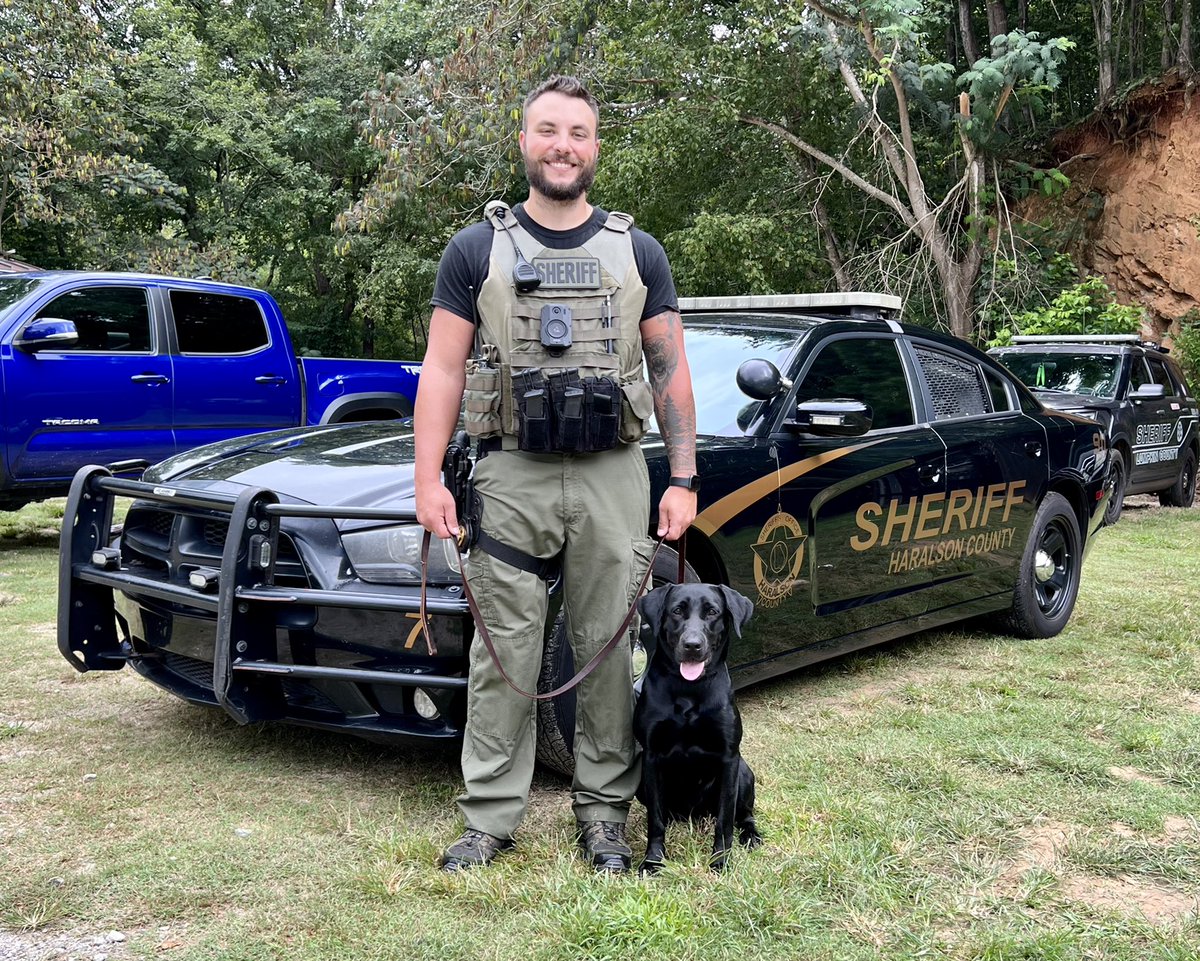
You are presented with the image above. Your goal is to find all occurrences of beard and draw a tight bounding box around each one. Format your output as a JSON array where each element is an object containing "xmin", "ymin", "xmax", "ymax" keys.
[{"xmin": 523, "ymin": 151, "xmax": 596, "ymax": 202}]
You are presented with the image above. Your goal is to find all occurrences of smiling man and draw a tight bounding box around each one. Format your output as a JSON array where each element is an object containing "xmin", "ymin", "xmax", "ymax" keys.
[{"xmin": 413, "ymin": 75, "xmax": 697, "ymax": 874}]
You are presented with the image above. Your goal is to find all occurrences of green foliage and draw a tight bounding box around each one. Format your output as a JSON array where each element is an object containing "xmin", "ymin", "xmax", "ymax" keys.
[
  {"xmin": 1171, "ymin": 309, "xmax": 1200, "ymax": 389},
  {"xmin": 989, "ymin": 276, "xmax": 1144, "ymax": 347}
]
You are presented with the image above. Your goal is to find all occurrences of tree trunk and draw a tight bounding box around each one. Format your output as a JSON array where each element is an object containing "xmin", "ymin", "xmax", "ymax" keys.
[
  {"xmin": 1163, "ymin": 0, "xmax": 1176, "ymax": 71},
  {"xmin": 1179, "ymin": 0, "xmax": 1194, "ymax": 70},
  {"xmin": 1095, "ymin": 0, "xmax": 1116, "ymax": 103},
  {"xmin": 957, "ymin": 0, "xmax": 982, "ymax": 64},
  {"xmin": 986, "ymin": 0, "xmax": 1010, "ymax": 39}
]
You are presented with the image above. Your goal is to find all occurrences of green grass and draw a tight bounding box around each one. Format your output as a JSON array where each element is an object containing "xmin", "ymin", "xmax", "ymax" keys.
[{"xmin": 1, "ymin": 498, "xmax": 1198, "ymax": 960}]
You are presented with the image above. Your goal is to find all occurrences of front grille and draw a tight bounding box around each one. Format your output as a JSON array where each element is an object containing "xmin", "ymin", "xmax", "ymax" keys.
[
  {"xmin": 162, "ymin": 652, "xmax": 215, "ymax": 692},
  {"xmin": 120, "ymin": 508, "xmax": 311, "ymax": 587}
]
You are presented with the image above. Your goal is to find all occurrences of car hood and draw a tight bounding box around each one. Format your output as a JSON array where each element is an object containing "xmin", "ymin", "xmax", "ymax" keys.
[
  {"xmin": 1031, "ymin": 390, "xmax": 1112, "ymax": 415},
  {"xmin": 145, "ymin": 422, "xmax": 421, "ymax": 510}
]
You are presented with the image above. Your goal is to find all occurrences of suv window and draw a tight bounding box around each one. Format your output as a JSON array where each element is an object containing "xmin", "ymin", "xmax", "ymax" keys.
[
  {"xmin": 795, "ymin": 337, "xmax": 914, "ymax": 430},
  {"xmin": 171, "ymin": 290, "xmax": 269, "ymax": 354},
  {"xmin": 1128, "ymin": 356, "xmax": 1153, "ymax": 393},
  {"xmin": 32, "ymin": 286, "xmax": 152, "ymax": 352},
  {"xmin": 1146, "ymin": 356, "xmax": 1176, "ymax": 395},
  {"xmin": 914, "ymin": 346, "xmax": 989, "ymax": 419}
]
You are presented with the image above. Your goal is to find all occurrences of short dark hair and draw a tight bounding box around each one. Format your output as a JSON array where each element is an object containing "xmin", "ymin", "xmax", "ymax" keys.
[{"xmin": 522, "ymin": 75, "xmax": 600, "ymax": 130}]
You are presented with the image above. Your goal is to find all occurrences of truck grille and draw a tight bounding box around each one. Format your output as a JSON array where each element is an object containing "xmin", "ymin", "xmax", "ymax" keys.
[{"xmin": 122, "ymin": 507, "xmax": 310, "ymax": 588}]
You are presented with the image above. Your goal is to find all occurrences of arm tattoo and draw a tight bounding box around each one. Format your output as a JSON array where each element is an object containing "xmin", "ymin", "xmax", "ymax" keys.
[
  {"xmin": 643, "ymin": 322, "xmax": 680, "ymax": 397},
  {"xmin": 642, "ymin": 311, "xmax": 696, "ymax": 473}
]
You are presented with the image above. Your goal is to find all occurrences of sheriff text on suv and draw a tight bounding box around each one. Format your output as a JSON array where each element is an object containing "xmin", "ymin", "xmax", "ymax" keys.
[{"xmin": 990, "ymin": 335, "xmax": 1198, "ymax": 523}]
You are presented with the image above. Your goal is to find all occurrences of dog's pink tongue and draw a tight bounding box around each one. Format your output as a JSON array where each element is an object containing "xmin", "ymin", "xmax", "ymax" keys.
[{"xmin": 680, "ymin": 661, "xmax": 705, "ymax": 682}]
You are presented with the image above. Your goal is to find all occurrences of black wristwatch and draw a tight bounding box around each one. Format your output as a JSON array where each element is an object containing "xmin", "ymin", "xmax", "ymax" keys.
[{"xmin": 668, "ymin": 475, "xmax": 701, "ymax": 492}]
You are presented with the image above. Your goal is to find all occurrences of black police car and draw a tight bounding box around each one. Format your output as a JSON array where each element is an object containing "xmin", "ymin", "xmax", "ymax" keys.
[
  {"xmin": 990, "ymin": 336, "xmax": 1199, "ymax": 523},
  {"xmin": 59, "ymin": 295, "xmax": 1110, "ymax": 775}
]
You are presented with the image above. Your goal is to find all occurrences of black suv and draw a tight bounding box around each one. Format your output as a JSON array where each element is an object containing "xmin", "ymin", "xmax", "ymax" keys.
[{"xmin": 991, "ymin": 336, "xmax": 1198, "ymax": 523}]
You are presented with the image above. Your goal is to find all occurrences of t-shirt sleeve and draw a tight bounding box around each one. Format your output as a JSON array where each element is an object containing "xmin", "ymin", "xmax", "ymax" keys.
[
  {"xmin": 430, "ymin": 227, "xmax": 490, "ymax": 324},
  {"xmin": 632, "ymin": 230, "xmax": 679, "ymax": 320}
]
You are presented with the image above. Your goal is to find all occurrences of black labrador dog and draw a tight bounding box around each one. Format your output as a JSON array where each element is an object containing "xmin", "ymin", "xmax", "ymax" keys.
[{"xmin": 633, "ymin": 583, "xmax": 762, "ymax": 873}]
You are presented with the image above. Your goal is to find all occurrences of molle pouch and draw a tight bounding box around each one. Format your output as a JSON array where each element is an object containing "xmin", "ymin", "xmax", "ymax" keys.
[
  {"xmin": 618, "ymin": 379, "xmax": 655, "ymax": 444},
  {"xmin": 584, "ymin": 376, "xmax": 620, "ymax": 451},
  {"xmin": 514, "ymin": 368, "xmax": 553, "ymax": 452},
  {"xmin": 462, "ymin": 360, "xmax": 502, "ymax": 439},
  {"xmin": 548, "ymin": 369, "xmax": 586, "ymax": 452}
]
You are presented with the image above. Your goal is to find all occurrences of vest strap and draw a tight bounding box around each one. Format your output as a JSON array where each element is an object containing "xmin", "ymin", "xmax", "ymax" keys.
[{"xmin": 602, "ymin": 211, "xmax": 634, "ymax": 233}]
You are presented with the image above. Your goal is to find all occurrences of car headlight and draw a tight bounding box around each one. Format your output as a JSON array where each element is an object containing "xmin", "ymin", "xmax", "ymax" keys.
[{"xmin": 341, "ymin": 525, "xmax": 461, "ymax": 585}]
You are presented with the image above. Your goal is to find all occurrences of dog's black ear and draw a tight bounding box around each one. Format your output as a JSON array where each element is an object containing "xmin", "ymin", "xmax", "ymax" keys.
[
  {"xmin": 637, "ymin": 584, "xmax": 673, "ymax": 640},
  {"xmin": 718, "ymin": 586, "xmax": 754, "ymax": 637}
]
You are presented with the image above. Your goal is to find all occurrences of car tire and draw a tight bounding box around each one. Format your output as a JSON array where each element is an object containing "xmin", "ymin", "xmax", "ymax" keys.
[
  {"xmin": 534, "ymin": 545, "xmax": 699, "ymax": 778},
  {"xmin": 1004, "ymin": 492, "xmax": 1082, "ymax": 639},
  {"xmin": 1157, "ymin": 449, "xmax": 1197, "ymax": 508},
  {"xmin": 1102, "ymin": 449, "xmax": 1126, "ymax": 526}
]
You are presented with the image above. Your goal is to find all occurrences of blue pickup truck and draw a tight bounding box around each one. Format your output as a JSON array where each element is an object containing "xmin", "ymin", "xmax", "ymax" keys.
[{"xmin": 0, "ymin": 271, "xmax": 420, "ymax": 510}]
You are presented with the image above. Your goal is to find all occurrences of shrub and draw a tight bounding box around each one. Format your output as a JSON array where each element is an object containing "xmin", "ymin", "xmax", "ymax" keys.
[{"xmin": 989, "ymin": 276, "xmax": 1143, "ymax": 347}]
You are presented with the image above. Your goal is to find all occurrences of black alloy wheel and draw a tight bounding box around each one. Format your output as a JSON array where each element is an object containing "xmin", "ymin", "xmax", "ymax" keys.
[
  {"xmin": 1102, "ymin": 450, "xmax": 1126, "ymax": 525},
  {"xmin": 1158, "ymin": 449, "xmax": 1197, "ymax": 508},
  {"xmin": 1004, "ymin": 492, "xmax": 1082, "ymax": 639}
]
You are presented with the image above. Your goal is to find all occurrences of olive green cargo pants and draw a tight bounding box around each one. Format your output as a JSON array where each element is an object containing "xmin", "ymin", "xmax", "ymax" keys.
[{"xmin": 458, "ymin": 441, "xmax": 652, "ymax": 839}]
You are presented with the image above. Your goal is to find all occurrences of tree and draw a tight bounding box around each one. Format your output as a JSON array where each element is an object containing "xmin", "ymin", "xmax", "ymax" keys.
[{"xmin": 0, "ymin": 0, "xmax": 178, "ymax": 261}]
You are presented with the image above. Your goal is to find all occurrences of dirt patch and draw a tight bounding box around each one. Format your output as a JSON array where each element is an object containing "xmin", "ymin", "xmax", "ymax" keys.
[
  {"xmin": 1107, "ymin": 765, "xmax": 1169, "ymax": 787},
  {"xmin": 1180, "ymin": 695, "xmax": 1200, "ymax": 715},
  {"xmin": 0, "ymin": 928, "xmax": 134, "ymax": 961},
  {"xmin": 1060, "ymin": 874, "xmax": 1197, "ymax": 923},
  {"xmin": 997, "ymin": 819, "xmax": 1198, "ymax": 923},
  {"xmin": 0, "ymin": 592, "xmax": 19, "ymax": 607}
]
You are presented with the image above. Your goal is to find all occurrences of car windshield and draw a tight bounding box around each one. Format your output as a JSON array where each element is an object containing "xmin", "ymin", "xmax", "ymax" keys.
[
  {"xmin": 650, "ymin": 322, "xmax": 805, "ymax": 436},
  {"xmin": 0, "ymin": 275, "xmax": 43, "ymax": 314},
  {"xmin": 997, "ymin": 351, "xmax": 1121, "ymax": 398}
]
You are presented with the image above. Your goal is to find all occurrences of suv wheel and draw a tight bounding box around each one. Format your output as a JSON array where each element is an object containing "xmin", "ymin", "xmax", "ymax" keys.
[
  {"xmin": 1004, "ymin": 492, "xmax": 1082, "ymax": 639},
  {"xmin": 534, "ymin": 546, "xmax": 699, "ymax": 778},
  {"xmin": 1158, "ymin": 448, "xmax": 1197, "ymax": 508},
  {"xmin": 1103, "ymin": 450, "xmax": 1127, "ymax": 525}
]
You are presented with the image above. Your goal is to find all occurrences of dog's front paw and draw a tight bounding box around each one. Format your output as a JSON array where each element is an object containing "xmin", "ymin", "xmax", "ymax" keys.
[
  {"xmin": 708, "ymin": 849, "xmax": 730, "ymax": 873},
  {"xmin": 739, "ymin": 824, "xmax": 763, "ymax": 848},
  {"xmin": 638, "ymin": 858, "xmax": 665, "ymax": 877}
]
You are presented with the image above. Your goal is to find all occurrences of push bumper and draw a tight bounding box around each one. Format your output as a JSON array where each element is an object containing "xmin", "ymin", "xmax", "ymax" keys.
[{"xmin": 57, "ymin": 466, "xmax": 471, "ymax": 740}]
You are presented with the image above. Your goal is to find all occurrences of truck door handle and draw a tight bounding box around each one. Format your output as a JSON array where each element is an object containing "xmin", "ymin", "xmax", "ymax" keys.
[
  {"xmin": 1024, "ymin": 441, "xmax": 1044, "ymax": 458},
  {"xmin": 918, "ymin": 464, "xmax": 942, "ymax": 484},
  {"xmin": 255, "ymin": 375, "xmax": 287, "ymax": 385},
  {"xmin": 130, "ymin": 373, "xmax": 169, "ymax": 384}
]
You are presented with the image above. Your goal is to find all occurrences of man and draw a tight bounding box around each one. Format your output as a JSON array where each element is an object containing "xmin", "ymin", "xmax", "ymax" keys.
[{"xmin": 414, "ymin": 75, "xmax": 697, "ymax": 875}]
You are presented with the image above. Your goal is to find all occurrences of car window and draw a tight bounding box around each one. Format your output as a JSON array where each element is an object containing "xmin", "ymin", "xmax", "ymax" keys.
[
  {"xmin": 913, "ymin": 346, "xmax": 989, "ymax": 419},
  {"xmin": 1165, "ymin": 359, "xmax": 1192, "ymax": 396},
  {"xmin": 795, "ymin": 337, "xmax": 914, "ymax": 430},
  {"xmin": 32, "ymin": 286, "xmax": 153, "ymax": 352},
  {"xmin": 1128, "ymin": 356, "xmax": 1153, "ymax": 392},
  {"xmin": 171, "ymin": 290, "xmax": 270, "ymax": 354},
  {"xmin": 1146, "ymin": 356, "xmax": 1176, "ymax": 395},
  {"xmin": 985, "ymin": 369, "xmax": 1014, "ymax": 412},
  {"xmin": 996, "ymin": 351, "xmax": 1120, "ymax": 398}
]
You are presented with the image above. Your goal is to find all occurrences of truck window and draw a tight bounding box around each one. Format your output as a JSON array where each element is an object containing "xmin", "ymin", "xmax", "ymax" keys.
[
  {"xmin": 914, "ymin": 346, "xmax": 989, "ymax": 419},
  {"xmin": 795, "ymin": 337, "xmax": 914, "ymax": 430},
  {"xmin": 171, "ymin": 290, "xmax": 270, "ymax": 354},
  {"xmin": 1128, "ymin": 356, "xmax": 1152, "ymax": 393},
  {"xmin": 32, "ymin": 286, "xmax": 152, "ymax": 352}
]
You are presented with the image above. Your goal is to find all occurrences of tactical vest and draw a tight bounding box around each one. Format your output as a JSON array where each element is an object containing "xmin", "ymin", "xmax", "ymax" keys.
[{"xmin": 462, "ymin": 201, "xmax": 655, "ymax": 448}]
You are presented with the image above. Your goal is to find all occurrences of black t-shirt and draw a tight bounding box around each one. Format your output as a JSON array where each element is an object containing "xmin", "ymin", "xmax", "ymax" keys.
[{"xmin": 430, "ymin": 203, "xmax": 678, "ymax": 325}]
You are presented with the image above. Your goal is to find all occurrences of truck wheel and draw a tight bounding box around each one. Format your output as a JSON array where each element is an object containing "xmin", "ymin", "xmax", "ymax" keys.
[
  {"xmin": 1158, "ymin": 449, "xmax": 1197, "ymax": 508},
  {"xmin": 1003, "ymin": 492, "xmax": 1082, "ymax": 639},
  {"xmin": 534, "ymin": 545, "xmax": 699, "ymax": 778},
  {"xmin": 1103, "ymin": 449, "xmax": 1126, "ymax": 526}
]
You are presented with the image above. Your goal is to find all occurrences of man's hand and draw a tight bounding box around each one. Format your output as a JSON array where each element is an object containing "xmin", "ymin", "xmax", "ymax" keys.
[
  {"xmin": 656, "ymin": 486, "xmax": 697, "ymax": 541},
  {"xmin": 416, "ymin": 481, "xmax": 461, "ymax": 540}
]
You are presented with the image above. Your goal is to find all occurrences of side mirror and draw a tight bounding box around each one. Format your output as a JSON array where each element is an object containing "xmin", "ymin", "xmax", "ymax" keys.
[
  {"xmin": 736, "ymin": 359, "xmax": 793, "ymax": 401},
  {"xmin": 13, "ymin": 317, "xmax": 79, "ymax": 352},
  {"xmin": 1131, "ymin": 383, "xmax": 1165, "ymax": 401},
  {"xmin": 790, "ymin": 398, "xmax": 873, "ymax": 437}
]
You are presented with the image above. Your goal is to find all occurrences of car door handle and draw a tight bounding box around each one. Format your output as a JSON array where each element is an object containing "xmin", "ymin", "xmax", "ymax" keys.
[
  {"xmin": 130, "ymin": 373, "xmax": 169, "ymax": 384},
  {"xmin": 918, "ymin": 464, "xmax": 942, "ymax": 484},
  {"xmin": 255, "ymin": 375, "xmax": 287, "ymax": 385},
  {"xmin": 1024, "ymin": 441, "xmax": 1044, "ymax": 458}
]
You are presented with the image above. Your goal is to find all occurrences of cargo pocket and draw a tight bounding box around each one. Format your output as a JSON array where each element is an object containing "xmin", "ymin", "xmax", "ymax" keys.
[
  {"xmin": 463, "ymin": 362, "xmax": 502, "ymax": 439},
  {"xmin": 618, "ymin": 379, "xmax": 654, "ymax": 444}
]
